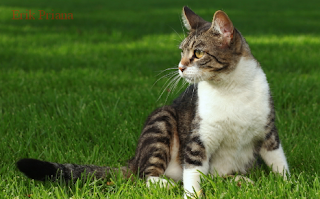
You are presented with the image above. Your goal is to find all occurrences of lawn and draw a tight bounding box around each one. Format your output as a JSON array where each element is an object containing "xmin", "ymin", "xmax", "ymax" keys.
[{"xmin": 0, "ymin": 0, "xmax": 319, "ymax": 198}]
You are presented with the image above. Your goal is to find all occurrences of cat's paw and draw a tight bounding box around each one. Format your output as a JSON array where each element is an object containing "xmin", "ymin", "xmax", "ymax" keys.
[
  {"xmin": 184, "ymin": 189, "xmax": 203, "ymax": 199},
  {"xmin": 233, "ymin": 175, "xmax": 254, "ymax": 186},
  {"xmin": 146, "ymin": 176, "xmax": 175, "ymax": 189},
  {"xmin": 225, "ymin": 175, "xmax": 254, "ymax": 186}
]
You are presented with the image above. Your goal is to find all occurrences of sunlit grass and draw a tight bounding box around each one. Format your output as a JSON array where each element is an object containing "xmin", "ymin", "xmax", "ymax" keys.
[{"xmin": 247, "ymin": 35, "xmax": 320, "ymax": 45}]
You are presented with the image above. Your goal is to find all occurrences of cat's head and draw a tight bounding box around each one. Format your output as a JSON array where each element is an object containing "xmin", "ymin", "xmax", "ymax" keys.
[{"xmin": 179, "ymin": 7, "xmax": 251, "ymax": 83}]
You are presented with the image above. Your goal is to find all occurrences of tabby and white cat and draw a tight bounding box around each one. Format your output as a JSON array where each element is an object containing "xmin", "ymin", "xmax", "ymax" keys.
[{"xmin": 17, "ymin": 6, "xmax": 290, "ymax": 198}]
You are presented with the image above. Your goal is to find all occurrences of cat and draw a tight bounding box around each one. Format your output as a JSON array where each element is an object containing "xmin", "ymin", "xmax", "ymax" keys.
[{"xmin": 17, "ymin": 6, "xmax": 290, "ymax": 198}]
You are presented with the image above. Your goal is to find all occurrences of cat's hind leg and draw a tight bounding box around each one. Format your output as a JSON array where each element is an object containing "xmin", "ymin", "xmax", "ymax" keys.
[
  {"xmin": 146, "ymin": 122, "xmax": 182, "ymax": 189},
  {"xmin": 131, "ymin": 106, "xmax": 179, "ymax": 189}
]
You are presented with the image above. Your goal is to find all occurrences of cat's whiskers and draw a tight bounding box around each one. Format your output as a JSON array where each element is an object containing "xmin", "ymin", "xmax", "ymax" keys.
[
  {"xmin": 155, "ymin": 67, "xmax": 178, "ymax": 76},
  {"xmin": 164, "ymin": 75, "xmax": 182, "ymax": 104},
  {"xmin": 171, "ymin": 75, "xmax": 183, "ymax": 94},
  {"xmin": 157, "ymin": 71, "xmax": 180, "ymax": 102},
  {"xmin": 153, "ymin": 71, "xmax": 178, "ymax": 89},
  {"xmin": 180, "ymin": 81, "xmax": 191, "ymax": 100},
  {"xmin": 175, "ymin": 79, "xmax": 188, "ymax": 95},
  {"xmin": 155, "ymin": 70, "xmax": 177, "ymax": 81},
  {"xmin": 169, "ymin": 74, "xmax": 182, "ymax": 92},
  {"xmin": 158, "ymin": 75, "xmax": 179, "ymax": 104},
  {"xmin": 156, "ymin": 72, "xmax": 178, "ymax": 95}
]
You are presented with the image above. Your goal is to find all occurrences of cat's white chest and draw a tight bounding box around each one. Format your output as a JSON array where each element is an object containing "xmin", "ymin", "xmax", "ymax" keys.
[
  {"xmin": 197, "ymin": 80, "xmax": 262, "ymax": 134},
  {"xmin": 196, "ymin": 65, "xmax": 270, "ymax": 175}
]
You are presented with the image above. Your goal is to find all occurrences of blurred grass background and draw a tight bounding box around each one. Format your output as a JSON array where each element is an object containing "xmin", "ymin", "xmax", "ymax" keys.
[{"xmin": 0, "ymin": 0, "xmax": 319, "ymax": 198}]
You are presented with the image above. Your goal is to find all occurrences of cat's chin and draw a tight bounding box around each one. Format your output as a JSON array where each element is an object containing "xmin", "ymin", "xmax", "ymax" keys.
[
  {"xmin": 179, "ymin": 73, "xmax": 202, "ymax": 84},
  {"xmin": 184, "ymin": 77, "xmax": 223, "ymax": 85},
  {"xmin": 183, "ymin": 77, "xmax": 201, "ymax": 84}
]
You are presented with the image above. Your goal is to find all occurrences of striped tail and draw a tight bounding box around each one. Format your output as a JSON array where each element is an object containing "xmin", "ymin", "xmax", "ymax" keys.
[{"xmin": 16, "ymin": 158, "xmax": 131, "ymax": 182}]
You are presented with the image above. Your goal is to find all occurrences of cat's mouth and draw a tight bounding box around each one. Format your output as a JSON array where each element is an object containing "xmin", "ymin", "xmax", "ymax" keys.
[
  {"xmin": 180, "ymin": 72, "xmax": 202, "ymax": 83},
  {"xmin": 179, "ymin": 68, "xmax": 207, "ymax": 83},
  {"xmin": 183, "ymin": 77, "xmax": 200, "ymax": 83}
]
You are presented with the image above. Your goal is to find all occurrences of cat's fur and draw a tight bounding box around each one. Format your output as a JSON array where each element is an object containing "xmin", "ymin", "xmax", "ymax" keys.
[{"xmin": 17, "ymin": 6, "xmax": 289, "ymax": 198}]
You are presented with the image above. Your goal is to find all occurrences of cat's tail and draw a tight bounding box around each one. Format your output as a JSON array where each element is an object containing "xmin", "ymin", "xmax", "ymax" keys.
[{"xmin": 16, "ymin": 158, "xmax": 132, "ymax": 182}]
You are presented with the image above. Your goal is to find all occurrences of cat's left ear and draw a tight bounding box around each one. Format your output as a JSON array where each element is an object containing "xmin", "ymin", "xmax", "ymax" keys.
[
  {"xmin": 182, "ymin": 6, "xmax": 208, "ymax": 31},
  {"xmin": 211, "ymin": 10, "xmax": 234, "ymax": 47}
]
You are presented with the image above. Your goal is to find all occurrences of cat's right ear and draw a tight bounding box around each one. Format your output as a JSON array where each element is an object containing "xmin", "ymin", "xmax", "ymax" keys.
[
  {"xmin": 211, "ymin": 10, "xmax": 234, "ymax": 47},
  {"xmin": 182, "ymin": 6, "xmax": 208, "ymax": 31}
]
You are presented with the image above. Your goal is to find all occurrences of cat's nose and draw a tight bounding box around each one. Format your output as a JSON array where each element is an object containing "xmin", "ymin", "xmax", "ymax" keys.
[{"xmin": 179, "ymin": 66, "xmax": 186, "ymax": 72}]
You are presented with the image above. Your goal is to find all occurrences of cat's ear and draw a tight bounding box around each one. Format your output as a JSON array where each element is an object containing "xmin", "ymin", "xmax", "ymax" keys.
[
  {"xmin": 211, "ymin": 10, "xmax": 234, "ymax": 46},
  {"xmin": 182, "ymin": 6, "xmax": 208, "ymax": 31}
]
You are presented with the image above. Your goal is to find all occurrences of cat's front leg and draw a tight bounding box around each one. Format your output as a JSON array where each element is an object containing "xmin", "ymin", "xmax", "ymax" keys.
[
  {"xmin": 183, "ymin": 135, "xmax": 211, "ymax": 198},
  {"xmin": 259, "ymin": 125, "xmax": 290, "ymax": 179},
  {"xmin": 260, "ymin": 143, "xmax": 290, "ymax": 179},
  {"xmin": 183, "ymin": 165, "xmax": 208, "ymax": 198}
]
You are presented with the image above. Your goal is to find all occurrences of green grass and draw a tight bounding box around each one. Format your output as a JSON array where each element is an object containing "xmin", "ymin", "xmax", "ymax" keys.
[{"xmin": 0, "ymin": 0, "xmax": 319, "ymax": 198}]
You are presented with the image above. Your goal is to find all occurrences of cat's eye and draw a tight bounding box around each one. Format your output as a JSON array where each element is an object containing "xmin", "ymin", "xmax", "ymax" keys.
[{"xmin": 194, "ymin": 50, "xmax": 204, "ymax": 59}]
